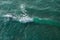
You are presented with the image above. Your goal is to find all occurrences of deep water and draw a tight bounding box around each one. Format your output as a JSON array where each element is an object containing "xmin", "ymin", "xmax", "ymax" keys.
[{"xmin": 0, "ymin": 0, "xmax": 60, "ymax": 40}]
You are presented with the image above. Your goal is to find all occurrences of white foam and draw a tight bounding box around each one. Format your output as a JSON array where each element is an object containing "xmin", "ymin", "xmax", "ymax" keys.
[
  {"xmin": 2, "ymin": 14, "xmax": 16, "ymax": 19},
  {"xmin": 20, "ymin": 4, "xmax": 27, "ymax": 14},
  {"xmin": 19, "ymin": 16, "xmax": 33, "ymax": 23},
  {"xmin": 3, "ymin": 14, "xmax": 13, "ymax": 17},
  {"xmin": 20, "ymin": 4, "xmax": 25, "ymax": 9},
  {"xmin": 2, "ymin": 14, "xmax": 33, "ymax": 23},
  {"xmin": 19, "ymin": 4, "xmax": 34, "ymax": 23}
]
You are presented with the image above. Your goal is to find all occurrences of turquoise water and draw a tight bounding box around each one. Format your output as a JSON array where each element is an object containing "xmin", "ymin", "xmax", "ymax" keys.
[{"xmin": 0, "ymin": 0, "xmax": 60, "ymax": 40}]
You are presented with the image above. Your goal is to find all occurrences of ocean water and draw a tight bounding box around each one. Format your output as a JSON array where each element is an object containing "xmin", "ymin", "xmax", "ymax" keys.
[{"xmin": 0, "ymin": 0, "xmax": 60, "ymax": 40}]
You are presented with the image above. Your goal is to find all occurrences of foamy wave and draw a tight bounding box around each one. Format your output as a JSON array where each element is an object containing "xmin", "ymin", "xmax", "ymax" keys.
[
  {"xmin": 18, "ymin": 16, "xmax": 33, "ymax": 23},
  {"xmin": 2, "ymin": 14, "xmax": 51, "ymax": 23},
  {"xmin": 2, "ymin": 14, "xmax": 33, "ymax": 23},
  {"xmin": 2, "ymin": 14, "xmax": 16, "ymax": 19}
]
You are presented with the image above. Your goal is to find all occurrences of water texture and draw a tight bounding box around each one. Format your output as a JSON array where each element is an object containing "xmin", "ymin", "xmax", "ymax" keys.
[{"xmin": 0, "ymin": 0, "xmax": 60, "ymax": 40}]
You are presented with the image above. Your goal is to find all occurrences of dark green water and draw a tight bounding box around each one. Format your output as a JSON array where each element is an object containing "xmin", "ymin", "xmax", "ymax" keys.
[{"xmin": 0, "ymin": 0, "xmax": 60, "ymax": 40}]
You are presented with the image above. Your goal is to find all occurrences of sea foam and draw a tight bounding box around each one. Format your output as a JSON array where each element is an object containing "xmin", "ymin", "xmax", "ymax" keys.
[{"xmin": 2, "ymin": 14, "xmax": 33, "ymax": 23}]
